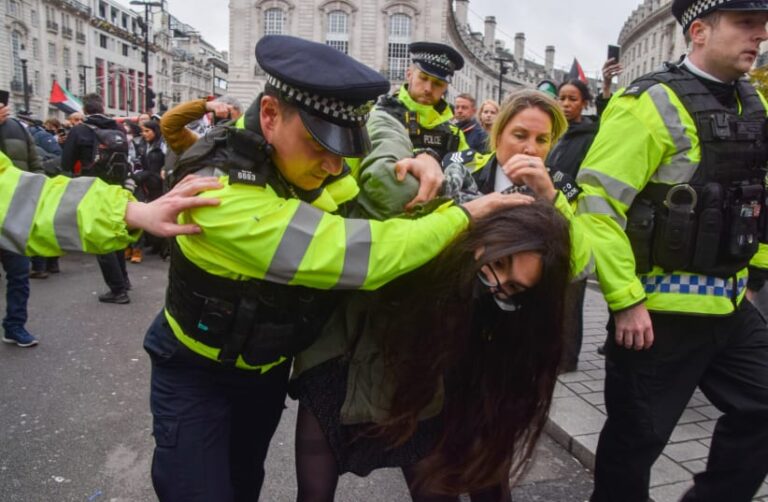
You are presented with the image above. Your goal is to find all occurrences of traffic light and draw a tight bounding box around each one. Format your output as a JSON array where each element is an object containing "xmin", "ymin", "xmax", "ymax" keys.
[{"xmin": 146, "ymin": 88, "xmax": 156, "ymax": 110}]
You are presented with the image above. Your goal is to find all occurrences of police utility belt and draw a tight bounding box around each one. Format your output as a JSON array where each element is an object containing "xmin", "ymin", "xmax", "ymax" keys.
[
  {"xmin": 165, "ymin": 242, "xmax": 338, "ymax": 367},
  {"xmin": 624, "ymin": 65, "xmax": 768, "ymax": 278}
]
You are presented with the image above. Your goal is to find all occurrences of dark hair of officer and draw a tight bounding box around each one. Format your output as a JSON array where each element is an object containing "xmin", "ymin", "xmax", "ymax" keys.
[
  {"xmin": 369, "ymin": 201, "xmax": 571, "ymax": 494},
  {"xmin": 82, "ymin": 93, "xmax": 105, "ymax": 115}
]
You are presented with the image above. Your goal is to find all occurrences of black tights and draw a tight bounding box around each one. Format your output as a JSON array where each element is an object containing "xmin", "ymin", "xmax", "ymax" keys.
[{"xmin": 294, "ymin": 405, "xmax": 511, "ymax": 502}]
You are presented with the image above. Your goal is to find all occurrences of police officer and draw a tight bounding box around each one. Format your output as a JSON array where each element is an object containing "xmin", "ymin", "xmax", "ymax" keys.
[
  {"xmin": 145, "ymin": 35, "xmax": 524, "ymax": 502},
  {"xmin": 574, "ymin": 1, "xmax": 768, "ymax": 500},
  {"xmin": 351, "ymin": 42, "xmax": 470, "ymax": 219}
]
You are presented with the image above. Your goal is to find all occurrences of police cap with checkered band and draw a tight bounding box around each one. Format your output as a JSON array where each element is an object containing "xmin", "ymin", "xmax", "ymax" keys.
[
  {"xmin": 672, "ymin": 0, "xmax": 768, "ymax": 33},
  {"xmin": 255, "ymin": 35, "xmax": 391, "ymax": 157},
  {"xmin": 408, "ymin": 42, "xmax": 465, "ymax": 83}
]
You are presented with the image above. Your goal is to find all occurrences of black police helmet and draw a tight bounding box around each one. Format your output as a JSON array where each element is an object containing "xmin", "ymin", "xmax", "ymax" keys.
[
  {"xmin": 255, "ymin": 35, "xmax": 390, "ymax": 158},
  {"xmin": 672, "ymin": 0, "xmax": 768, "ymax": 32}
]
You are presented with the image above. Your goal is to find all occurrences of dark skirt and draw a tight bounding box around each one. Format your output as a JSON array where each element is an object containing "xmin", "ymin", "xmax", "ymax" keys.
[{"xmin": 290, "ymin": 358, "xmax": 443, "ymax": 477}]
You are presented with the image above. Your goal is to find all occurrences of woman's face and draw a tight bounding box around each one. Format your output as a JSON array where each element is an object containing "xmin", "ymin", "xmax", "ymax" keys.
[
  {"xmin": 558, "ymin": 84, "xmax": 587, "ymax": 123},
  {"xmin": 477, "ymin": 251, "xmax": 543, "ymax": 302},
  {"xmin": 495, "ymin": 107, "xmax": 553, "ymax": 164},
  {"xmin": 479, "ymin": 104, "xmax": 498, "ymax": 128},
  {"xmin": 141, "ymin": 126, "xmax": 155, "ymax": 143}
]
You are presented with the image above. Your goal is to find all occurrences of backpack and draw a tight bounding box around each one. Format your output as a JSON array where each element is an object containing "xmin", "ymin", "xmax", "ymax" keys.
[{"xmin": 84, "ymin": 124, "xmax": 130, "ymax": 184}]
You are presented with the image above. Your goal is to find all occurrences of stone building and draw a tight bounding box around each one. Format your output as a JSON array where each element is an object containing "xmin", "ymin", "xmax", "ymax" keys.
[
  {"xmin": 617, "ymin": 0, "xmax": 768, "ymax": 87},
  {"xmin": 227, "ymin": 0, "xmax": 560, "ymax": 108},
  {"xmin": 1, "ymin": 0, "xmax": 225, "ymax": 119}
]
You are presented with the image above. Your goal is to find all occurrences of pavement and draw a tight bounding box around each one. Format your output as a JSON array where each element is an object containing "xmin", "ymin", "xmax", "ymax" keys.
[{"xmin": 546, "ymin": 283, "xmax": 768, "ymax": 502}]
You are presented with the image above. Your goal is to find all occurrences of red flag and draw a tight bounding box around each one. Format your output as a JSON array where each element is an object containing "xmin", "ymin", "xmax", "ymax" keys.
[{"xmin": 568, "ymin": 58, "xmax": 587, "ymax": 83}]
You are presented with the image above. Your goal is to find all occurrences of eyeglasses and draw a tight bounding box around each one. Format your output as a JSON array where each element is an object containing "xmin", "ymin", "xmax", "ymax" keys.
[{"xmin": 476, "ymin": 266, "xmax": 525, "ymax": 312}]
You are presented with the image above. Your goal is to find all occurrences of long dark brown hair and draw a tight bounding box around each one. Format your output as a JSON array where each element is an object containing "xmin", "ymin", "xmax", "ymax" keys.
[{"xmin": 372, "ymin": 201, "xmax": 571, "ymax": 495}]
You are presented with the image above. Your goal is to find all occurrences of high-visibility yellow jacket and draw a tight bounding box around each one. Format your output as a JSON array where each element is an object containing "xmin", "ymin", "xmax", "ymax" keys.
[
  {"xmin": 0, "ymin": 150, "xmax": 139, "ymax": 256},
  {"xmin": 575, "ymin": 80, "xmax": 768, "ymax": 315},
  {"xmin": 167, "ymin": 115, "xmax": 471, "ymax": 371}
]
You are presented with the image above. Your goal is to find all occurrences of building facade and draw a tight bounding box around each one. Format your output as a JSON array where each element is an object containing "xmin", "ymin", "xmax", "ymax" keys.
[
  {"xmin": 227, "ymin": 0, "xmax": 560, "ymax": 108},
  {"xmin": 617, "ymin": 0, "xmax": 768, "ymax": 87},
  {"xmin": 1, "ymin": 0, "xmax": 226, "ymax": 119}
]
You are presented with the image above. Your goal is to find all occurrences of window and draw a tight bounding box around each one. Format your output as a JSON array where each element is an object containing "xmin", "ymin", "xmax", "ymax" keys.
[
  {"xmin": 32, "ymin": 38, "xmax": 39, "ymax": 59},
  {"xmin": 326, "ymin": 10, "xmax": 349, "ymax": 54},
  {"xmin": 100, "ymin": 34, "xmax": 108, "ymax": 49},
  {"xmin": 264, "ymin": 8, "xmax": 284, "ymax": 35},
  {"xmin": 98, "ymin": 2, "xmax": 106, "ymax": 19},
  {"xmin": 11, "ymin": 31, "xmax": 22, "ymax": 83},
  {"xmin": 122, "ymin": 13, "xmax": 128, "ymax": 29},
  {"xmin": 387, "ymin": 14, "xmax": 412, "ymax": 80},
  {"xmin": 122, "ymin": 43, "xmax": 129, "ymax": 57},
  {"xmin": 34, "ymin": 71, "xmax": 40, "ymax": 96},
  {"xmin": 48, "ymin": 42, "xmax": 57, "ymax": 63},
  {"xmin": 63, "ymin": 47, "xmax": 71, "ymax": 68},
  {"xmin": 31, "ymin": 9, "xmax": 38, "ymax": 26},
  {"xmin": 8, "ymin": 0, "xmax": 19, "ymax": 17},
  {"xmin": 62, "ymin": 13, "xmax": 70, "ymax": 29}
]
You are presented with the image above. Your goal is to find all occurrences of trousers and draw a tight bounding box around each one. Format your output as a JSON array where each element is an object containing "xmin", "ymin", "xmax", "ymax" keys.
[
  {"xmin": 0, "ymin": 250, "xmax": 30, "ymax": 332},
  {"xmin": 144, "ymin": 313, "xmax": 289, "ymax": 502},
  {"xmin": 96, "ymin": 250, "xmax": 128, "ymax": 293},
  {"xmin": 591, "ymin": 300, "xmax": 768, "ymax": 502}
]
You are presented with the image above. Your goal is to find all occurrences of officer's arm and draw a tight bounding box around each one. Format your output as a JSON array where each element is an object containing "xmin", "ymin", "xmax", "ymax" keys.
[
  {"xmin": 179, "ymin": 184, "xmax": 470, "ymax": 290},
  {"xmin": 160, "ymin": 99, "xmax": 207, "ymax": 155},
  {"xmin": 575, "ymin": 93, "xmax": 666, "ymax": 311},
  {"xmin": 354, "ymin": 110, "xmax": 420, "ymax": 219},
  {"xmin": 0, "ymin": 151, "xmax": 220, "ymax": 256}
]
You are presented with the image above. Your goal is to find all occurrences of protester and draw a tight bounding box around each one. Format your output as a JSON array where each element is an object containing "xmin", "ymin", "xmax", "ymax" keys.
[
  {"xmin": 161, "ymin": 96, "xmax": 243, "ymax": 156},
  {"xmin": 477, "ymin": 99, "xmax": 499, "ymax": 135},
  {"xmin": 61, "ymin": 94, "xmax": 132, "ymax": 304},
  {"xmin": 292, "ymin": 201, "xmax": 570, "ymax": 502},
  {"xmin": 0, "ymin": 104, "xmax": 43, "ymax": 347},
  {"xmin": 453, "ymin": 93, "xmax": 489, "ymax": 152},
  {"xmin": 290, "ymin": 89, "xmax": 588, "ymax": 501}
]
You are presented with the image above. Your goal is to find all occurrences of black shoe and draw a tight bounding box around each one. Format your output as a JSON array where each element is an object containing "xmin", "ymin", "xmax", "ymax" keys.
[
  {"xmin": 98, "ymin": 291, "xmax": 130, "ymax": 304},
  {"xmin": 597, "ymin": 343, "xmax": 607, "ymax": 356},
  {"xmin": 29, "ymin": 270, "xmax": 49, "ymax": 279}
]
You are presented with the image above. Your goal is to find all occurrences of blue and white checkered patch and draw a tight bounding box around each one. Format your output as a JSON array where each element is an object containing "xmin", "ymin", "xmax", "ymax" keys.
[{"xmin": 640, "ymin": 273, "xmax": 747, "ymax": 298}]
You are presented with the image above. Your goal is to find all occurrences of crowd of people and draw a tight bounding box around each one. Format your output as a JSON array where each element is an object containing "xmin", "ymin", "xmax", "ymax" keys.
[{"xmin": 1, "ymin": 0, "xmax": 768, "ymax": 501}]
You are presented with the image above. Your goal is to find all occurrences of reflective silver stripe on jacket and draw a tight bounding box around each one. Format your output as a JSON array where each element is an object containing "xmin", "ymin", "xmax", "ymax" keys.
[
  {"xmin": 577, "ymin": 168, "xmax": 639, "ymax": 208},
  {"xmin": 53, "ymin": 177, "xmax": 96, "ymax": 251},
  {"xmin": 572, "ymin": 253, "xmax": 596, "ymax": 282},
  {"xmin": 263, "ymin": 202, "xmax": 323, "ymax": 284},
  {"xmin": 577, "ymin": 195, "xmax": 627, "ymax": 228},
  {"xmin": 0, "ymin": 171, "xmax": 46, "ymax": 253},
  {"xmin": 646, "ymin": 84, "xmax": 698, "ymax": 185},
  {"xmin": 334, "ymin": 219, "xmax": 372, "ymax": 289}
]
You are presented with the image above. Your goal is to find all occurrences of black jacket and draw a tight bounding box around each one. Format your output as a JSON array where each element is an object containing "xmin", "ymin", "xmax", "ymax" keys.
[
  {"xmin": 546, "ymin": 116, "xmax": 599, "ymax": 179},
  {"xmin": 0, "ymin": 118, "xmax": 42, "ymax": 172},
  {"xmin": 61, "ymin": 114, "xmax": 121, "ymax": 175},
  {"xmin": 456, "ymin": 118, "xmax": 490, "ymax": 153}
]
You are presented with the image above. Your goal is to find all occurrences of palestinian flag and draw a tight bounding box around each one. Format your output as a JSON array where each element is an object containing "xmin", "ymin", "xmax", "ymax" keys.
[
  {"xmin": 568, "ymin": 58, "xmax": 588, "ymax": 83},
  {"xmin": 49, "ymin": 80, "xmax": 82, "ymax": 114}
]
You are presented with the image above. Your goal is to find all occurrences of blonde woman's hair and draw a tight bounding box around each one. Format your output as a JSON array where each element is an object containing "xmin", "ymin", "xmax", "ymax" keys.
[
  {"xmin": 477, "ymin": 99, "xmax": 500, "ymax": 120},
  {"xmin": 490, "ymin": 90, "xmax": 568, "ymax": 151}
]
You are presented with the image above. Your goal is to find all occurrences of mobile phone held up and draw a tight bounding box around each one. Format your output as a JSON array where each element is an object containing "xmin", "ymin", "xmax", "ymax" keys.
[
  {"xmin": 607, "ymin": 45, "xmax": 621, "ymax": 63},
  {"xmin": 0, "ymin": 90, "xmax": 9, "ymax": 107}
]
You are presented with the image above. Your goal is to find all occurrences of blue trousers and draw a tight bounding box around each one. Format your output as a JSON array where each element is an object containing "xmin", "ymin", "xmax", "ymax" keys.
[
  {"xmin": 143, "ymin": 313, "xmax": 289, "ymax": 502},
  {"xmin": 0, "ymin": 250, "xmax": 30, "ymax": 333}
]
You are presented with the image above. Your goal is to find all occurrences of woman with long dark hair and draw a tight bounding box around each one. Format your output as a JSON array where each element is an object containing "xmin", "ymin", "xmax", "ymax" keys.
[
  {"xmin": 129, "ymin": 120, "xmax": 166, "ymax": 263},
  {"xmin": 291, "ymin": 200, "xmax": 570, "ymax": 501}
]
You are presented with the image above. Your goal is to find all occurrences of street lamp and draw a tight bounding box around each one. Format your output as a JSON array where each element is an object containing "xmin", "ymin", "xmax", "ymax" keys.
[
  {"xmin": 19, "ymin": 51, "xmax": 30, "ymax": 114},
  {"xmin": 78, "ymin": 64, "xmax": 93, "ymax": 97},
  {"xmin": 130, "ymin": 0, "xmax": 162, "ymax": 111},
  {"xmin": 493, "ymin": 57, "xmax": 513, "ymax": 104}
]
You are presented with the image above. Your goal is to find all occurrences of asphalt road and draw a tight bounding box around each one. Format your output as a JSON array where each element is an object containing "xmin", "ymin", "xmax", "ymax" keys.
[{"xmin": 0, "ymin": 253, "xmax": 593, "ymax": 502}]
